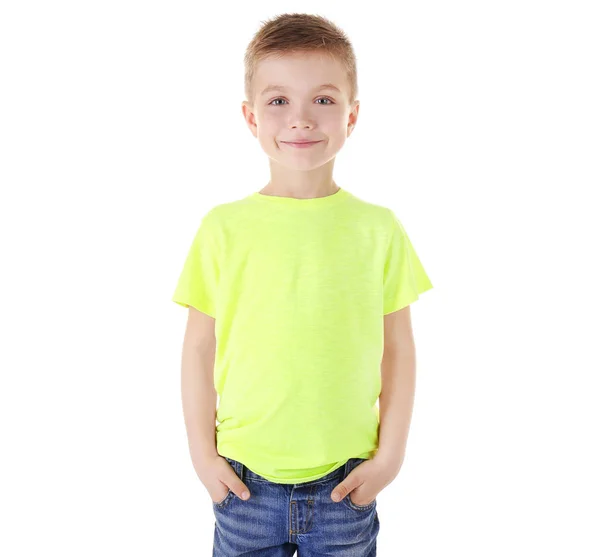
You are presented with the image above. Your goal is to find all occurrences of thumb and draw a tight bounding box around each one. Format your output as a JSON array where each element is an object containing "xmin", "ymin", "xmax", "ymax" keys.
[
  {"xmin": 331, "ymin": 473, "xmax": 359, "ymax": 502},
  {"xmin": 226, "ymin": 473, "xmax": 251, "ymax": 501}
]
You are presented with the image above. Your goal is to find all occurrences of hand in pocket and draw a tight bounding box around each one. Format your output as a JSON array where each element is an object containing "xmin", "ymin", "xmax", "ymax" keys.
[{"xmin": 198, "ymin": 455, "xmax": 252, "ymax": 503}]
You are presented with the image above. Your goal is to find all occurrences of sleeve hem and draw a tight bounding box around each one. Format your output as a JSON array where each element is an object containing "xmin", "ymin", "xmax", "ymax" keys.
[
  {"xmin": 383, "ymin": 283, "xmax": 433, "ymax": 315},
  {"xmin": 172, "ymin": 298, "xmax": 216, "ymax": 318}
]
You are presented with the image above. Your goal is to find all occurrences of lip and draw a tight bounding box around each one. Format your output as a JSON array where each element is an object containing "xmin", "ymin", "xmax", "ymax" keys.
[{"xmin": 281, "ymin": 140, "xmax": 323, "ymax": 148}]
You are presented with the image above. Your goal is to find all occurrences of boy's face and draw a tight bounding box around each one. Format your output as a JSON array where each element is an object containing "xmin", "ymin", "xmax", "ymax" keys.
[{"xmin": 241, "ymin": 51, "xmax": 359, "ymax": 171}]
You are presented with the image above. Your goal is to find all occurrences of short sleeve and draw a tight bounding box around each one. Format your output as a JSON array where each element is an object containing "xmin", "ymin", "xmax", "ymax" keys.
[
  {"xmin": 172, "ymin": 210, "xmax": 220, "ymax": 318},
  {"xmin": 383, "ymin": 209, "xmax": 433, "ymax": 314}
]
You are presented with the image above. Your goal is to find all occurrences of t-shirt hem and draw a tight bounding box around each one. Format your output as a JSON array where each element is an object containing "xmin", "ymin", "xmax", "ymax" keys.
[{"xmin": 217, "ymin": 447, "xmax": 378, "ymax": 484}]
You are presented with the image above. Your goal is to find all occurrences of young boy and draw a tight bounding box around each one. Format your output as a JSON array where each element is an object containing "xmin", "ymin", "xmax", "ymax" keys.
[{"xmin": 172, "ymin": 13, "xmax": 433, "ymax": 556}]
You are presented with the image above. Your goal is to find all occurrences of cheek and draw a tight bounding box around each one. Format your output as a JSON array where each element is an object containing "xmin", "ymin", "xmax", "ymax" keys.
[
  {"xmin": 257, "ymin": 114, "xmax": 281, "ymax": 136},
  {"xmin": 258, "ymin": 109, "xmax": 280, "ymax": 122},
  {"xmin": 318, "ymin": 111, "xmax": 347, "ymax": 130}
]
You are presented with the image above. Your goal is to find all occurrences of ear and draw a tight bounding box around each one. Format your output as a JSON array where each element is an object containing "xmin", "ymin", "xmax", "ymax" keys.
[{"xmin": 241, "ymin": 101, "xmax": 258, "ymax": 138}]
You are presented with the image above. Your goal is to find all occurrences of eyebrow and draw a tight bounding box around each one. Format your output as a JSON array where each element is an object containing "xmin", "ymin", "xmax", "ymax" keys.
[{"xmin": 260, "ymin": 83, "xmax": 342, "ymax": 96}]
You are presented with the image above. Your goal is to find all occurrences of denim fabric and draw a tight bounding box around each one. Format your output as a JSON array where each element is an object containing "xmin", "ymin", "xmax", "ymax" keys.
[{"xmin": 212, "ymin": 456, "xmax": 379, "ymax": 556}]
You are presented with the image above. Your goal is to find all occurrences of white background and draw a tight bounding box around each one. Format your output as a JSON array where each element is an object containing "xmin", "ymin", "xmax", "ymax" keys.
[{"xmin": 1, "ymin": 1, "xmax": 599, "ymax": 555}]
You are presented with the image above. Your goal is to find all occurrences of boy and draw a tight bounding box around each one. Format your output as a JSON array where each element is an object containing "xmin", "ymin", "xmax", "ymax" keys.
[{"xmin": 172, "ymin": 13, "xmax": 433, "ymax": 556}]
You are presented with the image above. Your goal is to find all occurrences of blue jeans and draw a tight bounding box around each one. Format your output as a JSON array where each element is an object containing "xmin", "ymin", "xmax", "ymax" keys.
[{"xmin": 212, "ymin": 456, "xmax": 380, "ymax": 556}]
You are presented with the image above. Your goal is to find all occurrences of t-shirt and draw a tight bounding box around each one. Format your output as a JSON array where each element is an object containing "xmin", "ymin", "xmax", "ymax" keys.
[{"xmin": 172, "ymin": 186, "xmax": 433, "ymax": 484}]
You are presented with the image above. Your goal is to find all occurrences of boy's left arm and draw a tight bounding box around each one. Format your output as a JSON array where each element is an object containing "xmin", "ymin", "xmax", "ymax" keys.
[
  {"xmin": 330, "ymin": 305, "xmax": 417, "ymax": 505},
  {"xmin": 375, "ymin": 304, "xmax": 417, "ymax": 472}
]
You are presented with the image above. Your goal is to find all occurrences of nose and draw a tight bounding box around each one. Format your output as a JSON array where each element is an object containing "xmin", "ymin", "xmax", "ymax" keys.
[
  {"xmin": 289, "ymin": 111, "xmax": 314, "ymax": 130},
  {"xmin": 290, "ymin": 121, "xmax": 313, "ymax": 130}
]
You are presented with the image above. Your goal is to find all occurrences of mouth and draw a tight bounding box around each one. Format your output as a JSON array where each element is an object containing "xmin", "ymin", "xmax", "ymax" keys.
[{"xmin": 281, "ymin": 140, "xmax": 323, "ymax": 147}]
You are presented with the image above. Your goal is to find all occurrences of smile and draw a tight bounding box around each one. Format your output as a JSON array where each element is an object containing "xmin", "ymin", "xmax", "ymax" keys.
[{"xmin": 281, "ymin": 141, "xmax": 323, "ymax": 148}]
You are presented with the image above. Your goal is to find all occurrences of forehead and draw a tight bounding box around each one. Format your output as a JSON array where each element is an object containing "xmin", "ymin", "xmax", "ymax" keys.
[{"xmin": 254, "ymin": 52, "xmax": 346, "ymax": 93}]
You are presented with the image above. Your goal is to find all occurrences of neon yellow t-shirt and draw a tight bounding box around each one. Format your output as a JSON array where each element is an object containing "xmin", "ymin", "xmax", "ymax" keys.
[{"xmin": 172, "ymin": 187, "xmax": 433, "ymax": 484}]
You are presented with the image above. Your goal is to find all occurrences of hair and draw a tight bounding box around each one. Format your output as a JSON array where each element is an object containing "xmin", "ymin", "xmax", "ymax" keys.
[{"xmin": 244, "ymin": 13, "xmax": 358, "ymax": 106}]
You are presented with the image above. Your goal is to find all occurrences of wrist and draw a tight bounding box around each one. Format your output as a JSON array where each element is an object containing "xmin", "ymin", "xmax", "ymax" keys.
[{"xmin": 373, "ymin": 449, "xmax": 404, "ymax": 472}]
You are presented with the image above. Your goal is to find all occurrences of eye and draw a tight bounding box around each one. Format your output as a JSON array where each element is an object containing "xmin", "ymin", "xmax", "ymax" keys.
[
  {"xmin": 269, "ymin": 98, "xmax": 286, "ymax": 106},
  {"xmin": 268, "ymin": 97, "xmax": 335, "ymax": 106}
]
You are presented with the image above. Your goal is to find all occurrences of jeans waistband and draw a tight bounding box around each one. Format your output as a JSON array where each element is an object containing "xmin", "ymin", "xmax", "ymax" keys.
[{"xmin": 224, "ymin": 456, "xmax": 367, "ymax": 485}]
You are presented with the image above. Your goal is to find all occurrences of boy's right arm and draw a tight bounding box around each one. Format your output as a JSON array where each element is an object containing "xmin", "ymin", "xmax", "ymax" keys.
[
  {"xmin": 180, "ymin": 307, "xmax": 219, "ymax": 473},
  {"xmin": 180, "ymin": 306, "xmax": 252, "ymax": 502}
]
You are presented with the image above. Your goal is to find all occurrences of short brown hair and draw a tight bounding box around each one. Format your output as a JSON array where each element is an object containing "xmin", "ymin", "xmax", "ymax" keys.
[{"xmin": 244, "ymin": 13, "xmax": 358, "ymax": 106}]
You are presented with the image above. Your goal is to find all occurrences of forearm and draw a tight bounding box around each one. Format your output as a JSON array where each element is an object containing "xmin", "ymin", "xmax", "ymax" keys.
[
  {"xmin": 181, "ymin": 341, "xmax": 218, "ymax": 474},
  {"xmin": 375, "ymin": 347, "xmax": 416, "ymax": 471}
]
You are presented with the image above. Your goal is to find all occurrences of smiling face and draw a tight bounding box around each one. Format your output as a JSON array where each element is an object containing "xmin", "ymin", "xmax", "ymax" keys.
[{"xmin": 242, "ymin": 51, "xmax": 359, "ymax": 172}]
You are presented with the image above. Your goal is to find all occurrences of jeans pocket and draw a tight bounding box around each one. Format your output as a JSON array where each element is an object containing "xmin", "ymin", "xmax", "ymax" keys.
[
  {"xmin": 213, "ymin": 489, "xmax": 232, "ymax": 507},
  {"xmin": 342, "ymin": 458, "xmax": 377, "ymax": 512},
  {"xmin": 344, "ymin": 493, "xmax": 377, "ymax": 511},
  {"xmin": 213, "ymin": 457, "xmax": 238, "ymax": 509}
]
